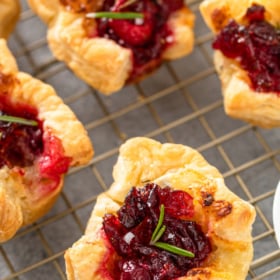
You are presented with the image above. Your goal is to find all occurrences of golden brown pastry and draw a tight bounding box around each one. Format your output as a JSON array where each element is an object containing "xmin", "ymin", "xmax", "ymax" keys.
[
  {"xmin": 0, "ymin": 38, "xmax": 94, "ymax": 242},
  {"xmin": 0, "ymin": 0, "xmax": 20, "ymax": 38},
  {"xmin": 200, "ymin": 0, "xmax": 280, "ymax": 128},
  {"xmin": 65, "ymin": 137, "xmax": 256, "ymax": 280},
  {"xmin": 27, "ymin": 0, "xmax": 195, "ymax": 95}
]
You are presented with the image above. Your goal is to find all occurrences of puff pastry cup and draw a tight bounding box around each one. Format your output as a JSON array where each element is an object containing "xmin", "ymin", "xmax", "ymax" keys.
[
  {"xmin": 27, "ymin": 0, "xmax": 195, "ymax": 95},
  {"xmin": 0, "ymin": 38, "xmax": 94, "ymax": 242},
  {"xmin": 0, "ymin": 0, "xmax": 20, "ymax": 38},
  {"xmin": 200, "ymin": 0, "xmax": 280, "ymax": 128},
  {"xmin": 65, "ymin": 137, "xmax": 256, "ymax": 280}
]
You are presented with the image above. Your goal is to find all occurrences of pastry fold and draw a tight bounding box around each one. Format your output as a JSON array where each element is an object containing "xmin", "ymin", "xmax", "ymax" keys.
[{"xmin": 0, "ymin": 0, "xmax": 20, "ymax": 38}]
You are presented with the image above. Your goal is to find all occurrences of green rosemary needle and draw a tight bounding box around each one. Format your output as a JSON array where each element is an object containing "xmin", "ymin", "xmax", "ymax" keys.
[
  {"xmin": 0, "ymin": 115, "xmax": 38, "ymax": 126},
  {"xmin": 86, "ymin": 11, "xmax": 143, "ymax": 20},
  {"xmin": 150, "ymin": 204, "xmax": 195, "ymax": 258},
  {"xmin": 151, "ymin": 204, "xmax": 165, "ymax": 242},
  {"xmin": 152, "ymin": 225, "xmax": 166, "ymax": 244},
  {"xmin": 154, "ymin": 242, "xmax": 195, "ymax": 258}
]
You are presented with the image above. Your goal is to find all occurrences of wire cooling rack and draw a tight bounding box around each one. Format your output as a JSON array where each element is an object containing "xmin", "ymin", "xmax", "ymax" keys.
[{"xmin": 1, "ymin": 0, "xmax": 280, "ymax": 279}]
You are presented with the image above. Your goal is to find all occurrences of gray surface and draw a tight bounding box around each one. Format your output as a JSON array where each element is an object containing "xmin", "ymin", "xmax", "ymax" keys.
[{"xmin": 1, "ymin": 0, "xmax": 280, "ymax": 279}]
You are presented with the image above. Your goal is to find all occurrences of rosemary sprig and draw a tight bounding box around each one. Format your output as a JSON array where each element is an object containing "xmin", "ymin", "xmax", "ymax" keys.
[
  {"xmin": 152, "ymin": 225, "xmax": 166, "ymax": 244},
  {"xmin": 151, "ymin": 204, "xmax": 165, "ymax": 241},
  {"xmin": 86, "ymin": 11, "xmax": 143, "ymax": 20},
  {"xmin": 0, "ymin": 115, "xmax": 38, "ymax": 126},
  {"xmin": 154, "ymin": 242, "xmax": 195, "ymax": 258},
  {"xmin": 150, "ymin": 204, "xmax": 195, "ymax": 258}
]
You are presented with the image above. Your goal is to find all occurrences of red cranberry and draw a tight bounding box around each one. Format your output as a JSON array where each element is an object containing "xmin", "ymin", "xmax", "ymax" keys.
[
  {"xmin": 108, "ymin": 16, "xmax": 154, "ymax": 47},
  {"xmin": 0, "ymin": 121, "xmax": 43, "ymax": 168},
  {"xmin": 102, "ymin": 184, "xmax": 212, "ymax": 280},
  {"xmin": 120, "ymin": 263, "xmax": 152, "ymax": 280},
  {"xmin": 39, "ymin": 133, "xmax": 71, "ymax": 179},
  {"xmin": 245, "ymin": 4, "xmax": 265, "ymax": 21},
  {"xmin": 159, "ymin": 188, "xmax": 194, "ymax": 219},
  {"xmin": 0, "ymin": 95, "xmax": 43, "ymax": 169},
  {"xmin": 213, "ymin": 4, "xmax": 280, "ymax": 93}
]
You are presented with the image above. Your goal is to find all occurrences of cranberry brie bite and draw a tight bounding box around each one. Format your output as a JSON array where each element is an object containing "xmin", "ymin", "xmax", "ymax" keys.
[
  {"xmin": 0, "ymin": 0, "xmax": 20, "ymax": 38},
  {"xmin": 0, "ymin": 39, "xmax": 93, "ymax": 242},
  {"xmin": 200, "ymin": 0, "xmax": 280, "ymax": 128},
  {"xmin": 27, "ymin": 0, "xmax": 195, "ymax": 95},
  {"xmin": 65, "ymin": 137, "xmax": 256, "ymax": 280}
]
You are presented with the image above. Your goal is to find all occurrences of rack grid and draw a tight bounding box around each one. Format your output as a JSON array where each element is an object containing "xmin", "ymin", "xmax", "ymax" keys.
[{"xmin": 1, "ymin": 0, "xmax": 280, "ymax": 279}]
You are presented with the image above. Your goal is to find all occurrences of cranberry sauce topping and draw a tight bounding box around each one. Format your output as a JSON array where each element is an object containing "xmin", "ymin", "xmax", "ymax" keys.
[
  {"xmin": 96, "ymin": 0, "xmax": 184, "ymax": 82},
  {"xmin": 62, "ymin": 0, "xmax": 180, "ymax": 83},
  {"xmin": 213, "ymin": 4, "xmax": 280, "ymax": 93},
  {"xmin": 102, "ymin": 183, "xmax": 212, "ymax": 280},
  {"xmin": 0, "ymin": 94, "xmax": 43, "ymax": 169}
]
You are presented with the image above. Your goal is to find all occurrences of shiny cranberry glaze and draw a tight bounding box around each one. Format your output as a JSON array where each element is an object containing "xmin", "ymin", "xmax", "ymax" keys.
[
  {"xmin": 0, "ymin": 95, "xmax": 43, "ymax": 168},
  {"xmin": 39, "ymin": 134, "xmax": 71, "ymax": 179},
  {"xmin": 213, "ymin": 4, "xmax": 280, "ymax": 93},
  {"xmin": 102, "ymin": 183, "xmax": 212, "ymax": 280},
  {"xmin": 37, "ymin": 133, "xmax": 71, "ymax": 195}
]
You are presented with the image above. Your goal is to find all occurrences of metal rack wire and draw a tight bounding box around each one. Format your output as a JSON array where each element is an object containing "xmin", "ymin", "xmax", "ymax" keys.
[{"xmin": 1, "ymin": 0, "xmax": 280, "ymax": 279}]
